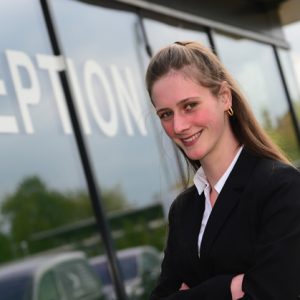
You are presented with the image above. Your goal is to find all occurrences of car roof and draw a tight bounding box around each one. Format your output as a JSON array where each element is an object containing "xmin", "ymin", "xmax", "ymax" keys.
[
  {"xmin": 89, "ymin": 246, "xmax": 158, "ymax": 264},
  {"xmin": 0, "ymin": 251, "xmax": 85, "ymax": 279}
]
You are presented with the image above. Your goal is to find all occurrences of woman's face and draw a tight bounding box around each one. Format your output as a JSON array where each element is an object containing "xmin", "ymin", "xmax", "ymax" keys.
[{"xmin": 151, "ymin": 70, "xmax": 232, "ymax": 162}]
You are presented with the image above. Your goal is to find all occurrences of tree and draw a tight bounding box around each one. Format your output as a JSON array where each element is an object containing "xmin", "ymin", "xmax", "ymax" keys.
[
  {"xmin": 0, "ymin": 232, "xmax": 13, "ymax": 262},
  {"xmin": 0, "ymin": 176, "xmax": 130, "ymax": 259}
]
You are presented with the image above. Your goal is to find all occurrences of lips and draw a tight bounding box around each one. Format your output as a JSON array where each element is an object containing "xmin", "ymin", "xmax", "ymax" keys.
[{"xmin": 180, "ymin": 130, "xmax": 203, "ymax": 146}]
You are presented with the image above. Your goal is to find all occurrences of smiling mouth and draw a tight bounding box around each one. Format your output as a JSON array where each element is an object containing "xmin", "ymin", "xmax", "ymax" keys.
[{"xmin": 181, "ymin": 130, "xmax": 202, "ymax": 146}]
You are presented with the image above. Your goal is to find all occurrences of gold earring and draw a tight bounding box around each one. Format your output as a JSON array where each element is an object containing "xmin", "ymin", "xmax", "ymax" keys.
[{"xmin": 227, "ymin": 107, "xmax": 234, "ymax": 116}]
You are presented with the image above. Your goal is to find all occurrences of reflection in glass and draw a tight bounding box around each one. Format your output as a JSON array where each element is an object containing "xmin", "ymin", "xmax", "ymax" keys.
[
  {"xmin": 90, "ymin": 246, "xmax": 161, "ymax": 300},
  {"xmin": 39, "ymin": 272, "xmax": 59, "ymax": 300},
  {"xmin": 0, "ymin": 273, "xmax": 32, "ymax": 300},
  {"xmin": 215, "ymin": 33, "xmax": 300, "ymax": 162},
  {"xmin": 278, "ymin": 49, "xmax": 300, "ymax": 124},
  {"xmin": 51, "ymin": 0, "xmax": 172, "ymax": 209},
  {"xmin": 0, "ymin": 0, "xmax": 96, "ymax": 265},
  {"xmin": 283, "ymin": 21, "xmax": 300, "ymax": 89},
  {"xmin": 143, "ymin": 18, "xmax": 209, "ymax": 50},
  {"xmin": 0, "ymin": 252, "xmax": 104, "ymax": 300},
  {"xmin": 50, "ymin": 1, "xmax": 174, "ymax": 299}
]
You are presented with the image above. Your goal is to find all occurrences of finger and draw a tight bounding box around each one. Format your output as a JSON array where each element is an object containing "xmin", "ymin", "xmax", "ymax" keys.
[{"xmin": 179, "ymin": 283, "xmax": 190, "ymax": 290}]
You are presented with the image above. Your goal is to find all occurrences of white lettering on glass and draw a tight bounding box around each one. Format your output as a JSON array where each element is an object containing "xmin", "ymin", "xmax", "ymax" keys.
[
  {"xmin": 6, "ymin": 50, "xmax": 40, "ymax": 134},
  {"xmin": 0, "ymin": 78, "xmax": 19, "ymax": 133},
  {"xmin": 84, "ymin": 60, "xmax": 118, "ymax": 137},
  {"xmin": 1, "ymin": 50, "xmax": 148, "ymax": 137},
  {"xmin": 36, "ymin": 54, "xmax": 72, "ymax": 134},
  {"xmin": 110, "ymin": 65, "xmax": 147, "ymax": 136},
  {"xmin": 66, "ymin": 58, "xmax": 91, "ymax": 135}
]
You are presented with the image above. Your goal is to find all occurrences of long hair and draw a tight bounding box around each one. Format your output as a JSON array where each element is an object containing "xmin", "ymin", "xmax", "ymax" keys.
[{"xmin": 145, "ymin": 41, "xmax": 291, "ymax": 171}]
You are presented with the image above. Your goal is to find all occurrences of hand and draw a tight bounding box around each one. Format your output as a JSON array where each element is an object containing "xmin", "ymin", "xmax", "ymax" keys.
[
  {"xmin": 230, "ymin": 274, "xmax": 244, "ymax": 300},
  {"xmin": 179, "ymin": 282, "xmax": 190, "ymax": 290}
]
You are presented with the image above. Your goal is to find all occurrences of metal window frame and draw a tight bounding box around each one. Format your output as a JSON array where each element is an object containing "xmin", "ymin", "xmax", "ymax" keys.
[
  {"xmin": 39, "ymin": 1, "xmax": 128, "ymax": 299},
  {"xmin": 113, "ymin": 0, "xmax": 290, "ymax": 49},
  {"xmin": 273, "ymin": 46, "xmax": 300, "ymax": 146}
]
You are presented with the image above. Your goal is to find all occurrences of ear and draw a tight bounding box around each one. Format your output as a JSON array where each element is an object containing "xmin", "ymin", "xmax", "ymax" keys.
[{"xmin": 218, "ymin": 81, "xmax": 232, "ymax": 111}]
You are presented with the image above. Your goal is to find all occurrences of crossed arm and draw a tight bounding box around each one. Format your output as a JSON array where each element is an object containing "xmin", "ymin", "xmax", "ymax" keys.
[
  {"xmin": 180, "ymin": 274, "xmax": 244, "ymax": 300},
  {"xmin": 179, "ymin": 273, "xmax": 244, "ymax": 300}
]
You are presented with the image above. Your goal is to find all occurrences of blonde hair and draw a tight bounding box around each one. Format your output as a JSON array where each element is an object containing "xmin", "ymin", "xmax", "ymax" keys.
[{"xmin": 146, "ymin": 41, "xmax": 290, "ymax": 171}]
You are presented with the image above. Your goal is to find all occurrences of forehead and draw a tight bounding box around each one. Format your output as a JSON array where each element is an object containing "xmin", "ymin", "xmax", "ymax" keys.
[{"xmin": 151, "ymin": 70, "xmax": 204, "ymax": 106}]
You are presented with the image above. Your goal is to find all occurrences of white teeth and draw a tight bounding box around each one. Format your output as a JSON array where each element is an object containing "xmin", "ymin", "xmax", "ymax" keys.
[{"xmin": 183, "ymin": 131, "xmax": 201, "ymax": 142}]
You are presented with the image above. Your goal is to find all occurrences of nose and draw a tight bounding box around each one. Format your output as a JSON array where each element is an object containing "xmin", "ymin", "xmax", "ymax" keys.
[{"xmin": 173, "ymin": 112, "xmax": 189, "ymax": 134}]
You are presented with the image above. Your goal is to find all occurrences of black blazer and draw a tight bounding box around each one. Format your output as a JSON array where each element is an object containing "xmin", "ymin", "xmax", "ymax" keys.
[{"xmin": 150, "ymin": 149, "xmax": 300, "ymax": 300}]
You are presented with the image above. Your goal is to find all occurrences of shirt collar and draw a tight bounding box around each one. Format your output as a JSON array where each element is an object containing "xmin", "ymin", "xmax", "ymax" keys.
[
  {"xmin": 193, "ymin": 146, "xmax": 243, "ymax": 195},
  {"xmin": 193, "ymin": 167, "xmax": 209, "ymax": 196}
]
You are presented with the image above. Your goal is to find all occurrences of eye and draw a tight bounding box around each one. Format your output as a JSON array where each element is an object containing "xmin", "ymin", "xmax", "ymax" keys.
[
  {"xmin": 157, "ymin": 110, "xmax": 173, "ymax": 120},
  {"xmin": 184, "ymin": 102, "xmax": 197, "ymax": 111}
]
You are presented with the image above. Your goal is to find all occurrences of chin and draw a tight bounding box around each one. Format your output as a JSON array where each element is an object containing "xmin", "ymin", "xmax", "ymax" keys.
[
  {"xmin": 185, "ymin": 151, "xmax": 204, "ymax": 161},
  {"xmin": 176, "ymin": 145, "xmax": 203, "ymax": 161}
]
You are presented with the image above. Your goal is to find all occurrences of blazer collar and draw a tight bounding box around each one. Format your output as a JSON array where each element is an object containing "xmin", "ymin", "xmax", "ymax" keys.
[{"xmin": 199, "ymin": 148, "xmax": 259, "ymax": 258}]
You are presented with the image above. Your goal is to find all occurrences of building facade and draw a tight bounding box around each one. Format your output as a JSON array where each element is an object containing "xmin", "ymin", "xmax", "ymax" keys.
[{"xmin": 0, "ymin": 0, "xmax": 300, "ymax": 299}]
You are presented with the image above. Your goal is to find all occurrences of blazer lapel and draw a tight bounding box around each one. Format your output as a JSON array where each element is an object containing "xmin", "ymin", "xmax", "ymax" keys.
[
  {"xmin": 180, "ymin": 186, "xmax": 205, "ymax": 266},
  {"xmin": 200, "ymin": 149, "xmax": 259, "ymax": 258}
]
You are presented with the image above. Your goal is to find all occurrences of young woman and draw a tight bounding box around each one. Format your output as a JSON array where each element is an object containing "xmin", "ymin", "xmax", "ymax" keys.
[{"xmin": 145, "ymin": 41, "xmax": 300, "ymax": 300}]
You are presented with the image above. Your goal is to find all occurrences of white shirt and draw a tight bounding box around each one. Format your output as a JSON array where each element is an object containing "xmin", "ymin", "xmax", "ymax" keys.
[{"xmin": 193, "ymin": 146, "xmax": 243, "ymax": 257}]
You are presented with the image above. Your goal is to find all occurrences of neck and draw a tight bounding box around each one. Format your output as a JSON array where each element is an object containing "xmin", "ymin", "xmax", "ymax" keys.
[{"xmin": 201, "ymin": 136, "xmax": 240, "ymax": 187}]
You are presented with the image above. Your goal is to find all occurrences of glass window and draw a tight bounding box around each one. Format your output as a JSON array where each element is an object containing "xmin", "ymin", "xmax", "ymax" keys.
[
  {"xmin": 278, "ymin": 49, "xmax": 300, "ymax": 126},
  {"xmin": 51, "ymin": 0, "xmax": 175, "ymax": 210},
  {"xmin": 142, "ymin": 251, "xmax": 160, "ymax": 272},
  {"xmin": 56, "ymin": 260, "xmax": 101, "ymax": 299},
  {"xmin": 119, "ymin": 255, "xmax": 138, "ymax": 280},
  {"xmin": 0, "ymin": 0, "xmax": 94, "ymax": 266},
  {"xmin": 281, "ymin": 21, "xmax": 300, "ymax": 125},
  {"xmin": 0, "ymin": 273, "xmax": 32, "ymax": 300},
  {"xmin": 50, "ymin": 1, "xmax": 177, "ymax": 298},
  {"xmin": 283, "ymin": 21, "xmax": 300, "ymax": 89},
  {"xmin": 90, "ymin": 258, "xmax": 112, "ymax": 285},
  {"xmin": 143, "ymin": 17, "xmax": 209, "ymax": 50},
  {"xmin": 214, "ymin": 33, "xmax": 300, "ymax": 162},
  {"xmin": 38, "ymin": 272, "xmax": 59, "ymax": 300}
]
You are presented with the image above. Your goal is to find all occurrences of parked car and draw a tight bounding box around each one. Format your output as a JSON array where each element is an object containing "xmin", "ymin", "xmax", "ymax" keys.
[
  {"xmin": 0, "ymin": 251, "xmax": 105, "ymax": 300},
  {"xmin": 89, "ymin": 246, "xmax": 161, "ymax": 300}
]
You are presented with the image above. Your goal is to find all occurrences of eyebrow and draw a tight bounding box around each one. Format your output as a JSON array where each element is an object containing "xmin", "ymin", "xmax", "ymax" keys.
[{"xmin": 155, "ymin": 97, "xmax": 199, "ymax": 114}]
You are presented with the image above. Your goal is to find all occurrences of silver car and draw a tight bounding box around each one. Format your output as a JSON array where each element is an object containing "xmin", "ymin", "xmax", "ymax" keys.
[
  {"xmin": 89, "ymin": 246, "xmax": 161, "ymax": 300},
  {"xmin": 0, "ymin": 251, "xmax": 105, "ymax": 300}
]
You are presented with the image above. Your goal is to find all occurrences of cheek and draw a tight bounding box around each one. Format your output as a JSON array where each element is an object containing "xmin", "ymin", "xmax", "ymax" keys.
[
  {"xmin": 192, "ymin": 109, "xmax": 212, "ymax": 125},
  {"xmin": 195, "ymin": 105, "xmax": 223, "ymax": 127},
  {"xmin": 161, "ymin": 122, "xmax": 174, "ymax": 137}
]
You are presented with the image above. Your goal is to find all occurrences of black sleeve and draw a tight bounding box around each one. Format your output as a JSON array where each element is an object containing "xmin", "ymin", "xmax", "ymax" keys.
[
  {"xmin": 240, "ymin": 165, "xmax": 300, "ymax": 299},
  {"xmin": 151, "ymin": 275, "xmax": 233, "ymax": 300},
  {"xmin": 150, "ymin": 200, "xmax": 182, "ymax": 300}
]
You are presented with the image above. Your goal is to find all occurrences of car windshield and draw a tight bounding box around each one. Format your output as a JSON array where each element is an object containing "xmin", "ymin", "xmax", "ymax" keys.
[
  {"xmin": 0, "ymin": 273, "xmax": 32, "ymax": 300},
  {"xmin": 95, "ymin": 255, "xmax": 137, "ymax": 285},
  {"xmin": 121, "ymin": 256, "xmax": 138, "ymax": 281}
]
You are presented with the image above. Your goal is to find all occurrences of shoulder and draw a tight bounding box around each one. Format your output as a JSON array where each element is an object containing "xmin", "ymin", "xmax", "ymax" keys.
[
  {"xmin": 168, "ymin": 185, "xmax": 198, "ymax": 218},
  {"xmin": 254, "ymin": 156, "xmax": 300, "ymax": 186},
  {"xmin": 229, "ymin": 149, "xmax": 300, "ymax": 210},
  {"xmin": 172, "ymin": 184, "xmax": 198, "ymax": 207},
  {"xmin": 251, "ymin": 157, "xmax": 300, "ymax": 211},
  {"xmin": 267, "ymin": 160, "xmax": 300, "ymax": 197}
]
